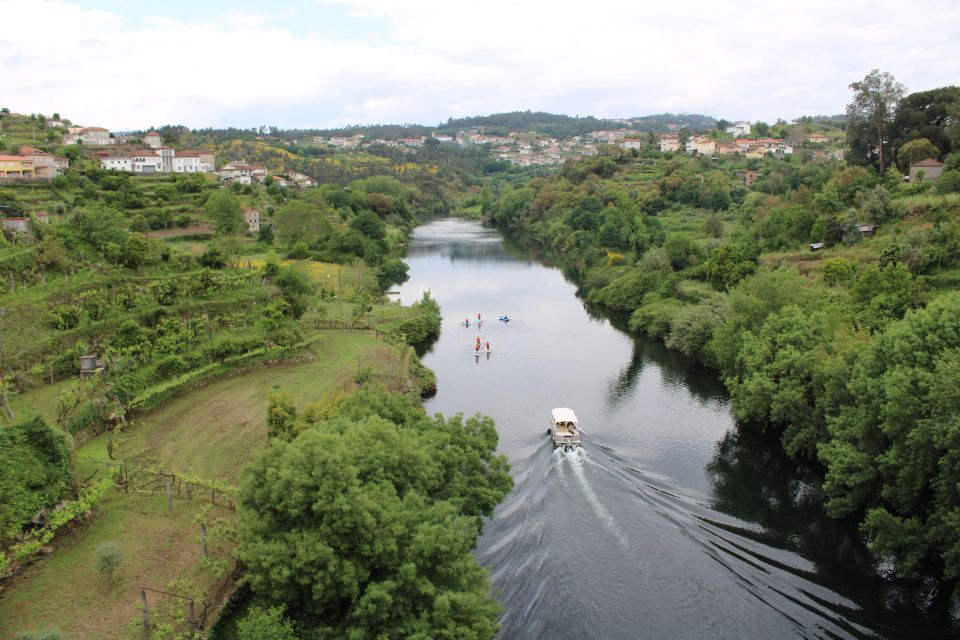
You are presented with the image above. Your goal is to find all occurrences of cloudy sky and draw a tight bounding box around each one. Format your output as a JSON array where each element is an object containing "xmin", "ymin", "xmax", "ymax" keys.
[{"xmin": 2, "ymin": 0, "xmax": 958, "ymax": 131}]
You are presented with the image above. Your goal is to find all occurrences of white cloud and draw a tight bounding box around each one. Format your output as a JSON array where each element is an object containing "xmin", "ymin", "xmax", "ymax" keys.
[{"xmin": 1, "ymin": 0, "xmax": 958, "ymax": 129}]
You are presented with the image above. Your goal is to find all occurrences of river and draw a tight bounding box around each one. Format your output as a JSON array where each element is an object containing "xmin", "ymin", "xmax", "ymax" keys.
[{"xmin": 394, "ymin": 218, "xmax": 957, "ymax": 639}]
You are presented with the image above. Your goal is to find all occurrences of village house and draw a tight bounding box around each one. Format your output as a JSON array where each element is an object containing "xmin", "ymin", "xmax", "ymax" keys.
[
  {"xmin": 62, "ymin": 126, "xmax": 114, "ymax": 146},
  {"xmin": 735, "ymin": 170, "xmax": 759, "ymax": 186},
  {"xmin": 99, "ymin": 148, "xmax": 214, "ymax": 174},
  {"xmin": 619, "ymin": 139, "xmax": 644, "ymax": 150},
  {"xmin": 19, "ymin": 146, "xmax": 68, "ymax": 177},
  {"xmin": 143, "ymin": 130, "xmax": 163, "ymax": 149},
  {"xmin": 659, "ymin": 134, "xmax": 680, "ymax": 152},
  {"xmin": 432, "ymin": 134, "xmax": 455, "ymax": 143},
  {"xmin": 726, "ymin": 122, "xmax": 751, "ymax": 137},
  {"xmin": 398, "ymin": 137, "xmax": 425, "ymax": 147},
  {"xmin": 715, "ymin": 143, "xmax": 739, "ymax": 155},
  {"xmin": 0, "ymin": 155, "xmax": 35, "ymax": 179},
  {"xmin": 909, "ymin": 158, "xmax": 944, "ymax": 182},
  {"xmin": 806, "ymin": 133, "xmax": 829, "ymax": 145},
  {"xmin": 216, "ymin": 162, "xmax": 267, "ymax": 183},
  {"xmin": 243, "ymin": 207, "xmax": 260, "ymax": 233},
  {"xmin": 685, "ymin": 136, "xmax": 716, "ymax": 155},
  {"xmin": 322, "ymin": 135, "xmax": 364, "ymax": 148}
]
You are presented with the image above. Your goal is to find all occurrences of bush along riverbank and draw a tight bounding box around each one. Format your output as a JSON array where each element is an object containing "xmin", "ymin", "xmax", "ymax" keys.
[{"xmin": 485, "ymin": 145, "xmax": 960, "ymax": 586}]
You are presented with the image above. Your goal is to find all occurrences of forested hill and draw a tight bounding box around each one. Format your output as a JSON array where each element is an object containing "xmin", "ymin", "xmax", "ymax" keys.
[{"xmin": 190, "ymin": 110, "xmax": 721, "ymax": 142}]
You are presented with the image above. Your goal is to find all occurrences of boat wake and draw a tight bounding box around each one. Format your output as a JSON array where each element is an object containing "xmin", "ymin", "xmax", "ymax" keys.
[{"xmin": 477, "ymin": 439, "xmax": 880, "ymax": 640}]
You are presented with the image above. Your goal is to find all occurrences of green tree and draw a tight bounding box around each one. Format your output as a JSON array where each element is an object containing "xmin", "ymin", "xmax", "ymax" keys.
[
  {"xmin": 237, "ymin": 606, "xmax": 297, "ymax": 640},
  {"xmin": 846, "ymin": 69, "xmax": 907, "ymax": 174},
  {"xmin": 78, "ymin": 205, "xmax": 127, "ymax": 251},
  {"xmin": 349, "ymin": 210, "xmax": 386, "ymax": 240},
  {"xmin": 274, "ymin": 201, "xmax": 331, "ymax": 247},
  {"xmin": 95, "ymin": 542, "xmax": 123, "ymax": 584},
  {"xmin": 238, "ymin": 391, "xmax": 510, "ymax": 638},
  {"xmin": 890, "ymin": 86, "xmax": 960, "ymax": 162},
  {"xmin": 896, "ymin": 138, "xmax": 940, "ymax": 171},
  {"xmin": 204, "ymin": 190, "xmax": 244, "ymax": 236},
  {"xmin": 819, "ymin": 293, "xmax": 960, "ymax": 578},
  {"xmin": 266, "ymin": 390, "xmax": 298, "ymax": 441},
  {"xmin": 274, "ymin": 266, "xmax": 314, "ymax": 319},
  {"xmin": 120, "ymin": 232, "xmax": 151, "ymax": 270}
]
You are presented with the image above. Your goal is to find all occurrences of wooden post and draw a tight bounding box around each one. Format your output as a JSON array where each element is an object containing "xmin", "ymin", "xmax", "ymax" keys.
[
  {"xmin": 186, "ymin": 482, "xmax": 192, "ymax": 501},
  {"xmin": 200, "ymin": 522, "xmax": 208, "ymax": 559},
  {"xmin": 140, "ymin": 587, "xmax": 151, "ymax": 633},
  {"xmin": 165, "ymin": 477, "xmax": 173, "ymax": 513}
]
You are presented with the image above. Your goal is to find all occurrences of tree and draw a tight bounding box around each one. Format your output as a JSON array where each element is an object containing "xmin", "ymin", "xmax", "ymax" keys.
[
  {"xmin": 238, "ymin": 390, "xmax": 511, "ymax": 638},
  {"xmin": 819, "ymin": 293, "xmax": 960, "ymax": 578},
  {"xmin": 274, "ymin": 266, "xmax": 314, "ymax": 319},
  {"xmin": 890, "ymin": 86, "xmax": 960, "ymax": 162},
  {"xmin": 120, "ymin": 232, "xmax": 151, "ymax": 271},
  {"xmin": 237, "ymin": 607, "xmax": 297, "ymax": 640},
  {"xmin": 204, "ymin": 190, "xmax": 244, "ymax": 236},
  {"xmin": 266, "ymin": 390, "xmax": 298, "ymax": 441},
  {"xmin": 348, "ymin": 210, "xmax": 386, "ymax": 240},
  {"xmin": 896, "ymin": 138, "xmax": 939, "ymax": 172},
  {"xmin": 95, "ymin": 542, "xmax": 123, "ymax": 584},
  {"xmin": 274, "ymin": 201, "xmax": 331, "ymax": 247},
  {"xmin": 846, "ymin": 70, "xmax": 906, "ymax": 174}
]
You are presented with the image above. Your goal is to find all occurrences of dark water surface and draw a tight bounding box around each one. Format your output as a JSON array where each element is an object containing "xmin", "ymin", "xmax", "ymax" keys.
[{"xmin": 394, "ymin": 219, "xmax": 957, "ymax": 640}]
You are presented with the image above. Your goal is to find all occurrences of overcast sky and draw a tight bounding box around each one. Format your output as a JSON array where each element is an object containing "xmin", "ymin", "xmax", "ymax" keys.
[{"xmin": 2, "ymin": 0, "xmax": 958, "ymax": 131}]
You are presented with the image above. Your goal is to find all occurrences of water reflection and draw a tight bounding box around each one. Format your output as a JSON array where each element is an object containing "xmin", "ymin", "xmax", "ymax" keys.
[{"xmin": 707, "ymin": 425, "xmax": 959, "ymax": 638}]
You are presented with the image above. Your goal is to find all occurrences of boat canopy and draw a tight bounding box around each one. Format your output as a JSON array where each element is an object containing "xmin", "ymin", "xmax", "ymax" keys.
[{"xmin": 551, "ymin": 407, "xmax": 578, "ymax": 426}]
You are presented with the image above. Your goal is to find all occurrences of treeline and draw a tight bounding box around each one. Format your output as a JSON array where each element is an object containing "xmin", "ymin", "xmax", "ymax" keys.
[{"xmin": 485, "ymin": 129, "xmax": 960, "ymax": 582}]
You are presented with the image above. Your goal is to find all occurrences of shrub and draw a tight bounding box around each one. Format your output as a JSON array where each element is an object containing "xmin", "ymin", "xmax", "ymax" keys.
[{"xmin": 95, "ymin": 542, "xmax": 123, "ymax": 584}]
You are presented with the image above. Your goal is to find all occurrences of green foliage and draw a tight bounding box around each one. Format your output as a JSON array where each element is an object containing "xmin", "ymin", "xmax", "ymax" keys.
[
  {"xmin": 274, "ymin": 201, "xmax": 331, "ymax": 248},
  {"xmin": 274, "ymin": 266, "xmax": 315, "ymax": 319},
  {"xmin": 204, "ymin": 190, "xmax": 244, "ymax": 236},
  {"xmin": 238, "ymin": 389, "xmax": 510, "ymax": 638},
  {"xmin": 78, "ymin": 204, "xmax": 127, "ymax": 251},
  {"xmin": 95, "ymin": 542, "xmax": 123, "ymax": 583},
  {"xmin": 266, "ymin": 390, "xmax": 298, "ymax": 442},
  {"xmin": 375, "ymin": 259, "xmax": 409, "ymax": 290},
  {"xmin": 0, "ymin": 416, "xmax": 72, "ymax": 541},
  {"xmin": 237, "ymin": 606, "xmax": 297, "ymax": 640},
  {"xmin": 704, "ymin": 244, "xmax": 757, "ymax": 291},
  {"xmin": 820, "ymin": 293, "xmax": 960, "ymax": 577}
]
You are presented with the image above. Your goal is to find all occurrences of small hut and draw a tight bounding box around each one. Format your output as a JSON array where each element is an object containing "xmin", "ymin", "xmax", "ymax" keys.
[{"xmin": 79, "ymin": 354, "xmax": 104, "ymax": 378}]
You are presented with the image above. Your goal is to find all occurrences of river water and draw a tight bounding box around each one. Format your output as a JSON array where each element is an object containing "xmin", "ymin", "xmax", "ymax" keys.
[{"xmin": 394, "ymin": 218, "xmax": 957, "ymax": 640}]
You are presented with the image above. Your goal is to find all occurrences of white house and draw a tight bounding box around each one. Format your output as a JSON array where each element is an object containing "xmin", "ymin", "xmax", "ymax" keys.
[
  {"xmin": 130, "ymin": 151, "xmax": 162, "ymax": 173},
  {"xmin": 619, "ymin": 139, "xmax": 644, "ymax": 150},
  {"xmin": 725, "ymin": 122, "xmax": 751, "ymax": 137},
  {"xmin": 172, "ymin": 152, "xmax": 203, "ymax": 173},
  {"xmin": 62, "ymin": 127, "xmax": 114, "ymax": 146}
]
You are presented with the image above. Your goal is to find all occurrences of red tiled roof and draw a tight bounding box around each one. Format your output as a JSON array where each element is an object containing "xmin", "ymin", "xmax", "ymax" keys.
[
  {"xmin": 912, "ymin": 158, "xmax": 943, "ymax": 167},
  {"xmin": 0, "ymin": 155, "xmax": 30, "ymax": 161}
]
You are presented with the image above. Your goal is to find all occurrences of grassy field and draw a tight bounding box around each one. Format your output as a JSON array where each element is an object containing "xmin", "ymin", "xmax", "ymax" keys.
[{"xmin": 0, "ymin": 329, "xmax": 405, "ymax": 639}]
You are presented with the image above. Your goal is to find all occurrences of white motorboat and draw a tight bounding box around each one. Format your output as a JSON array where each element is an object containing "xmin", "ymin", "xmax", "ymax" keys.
[{"xmin": 548, "ymin": 407, "xmax": 582, "ymax": 450}]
